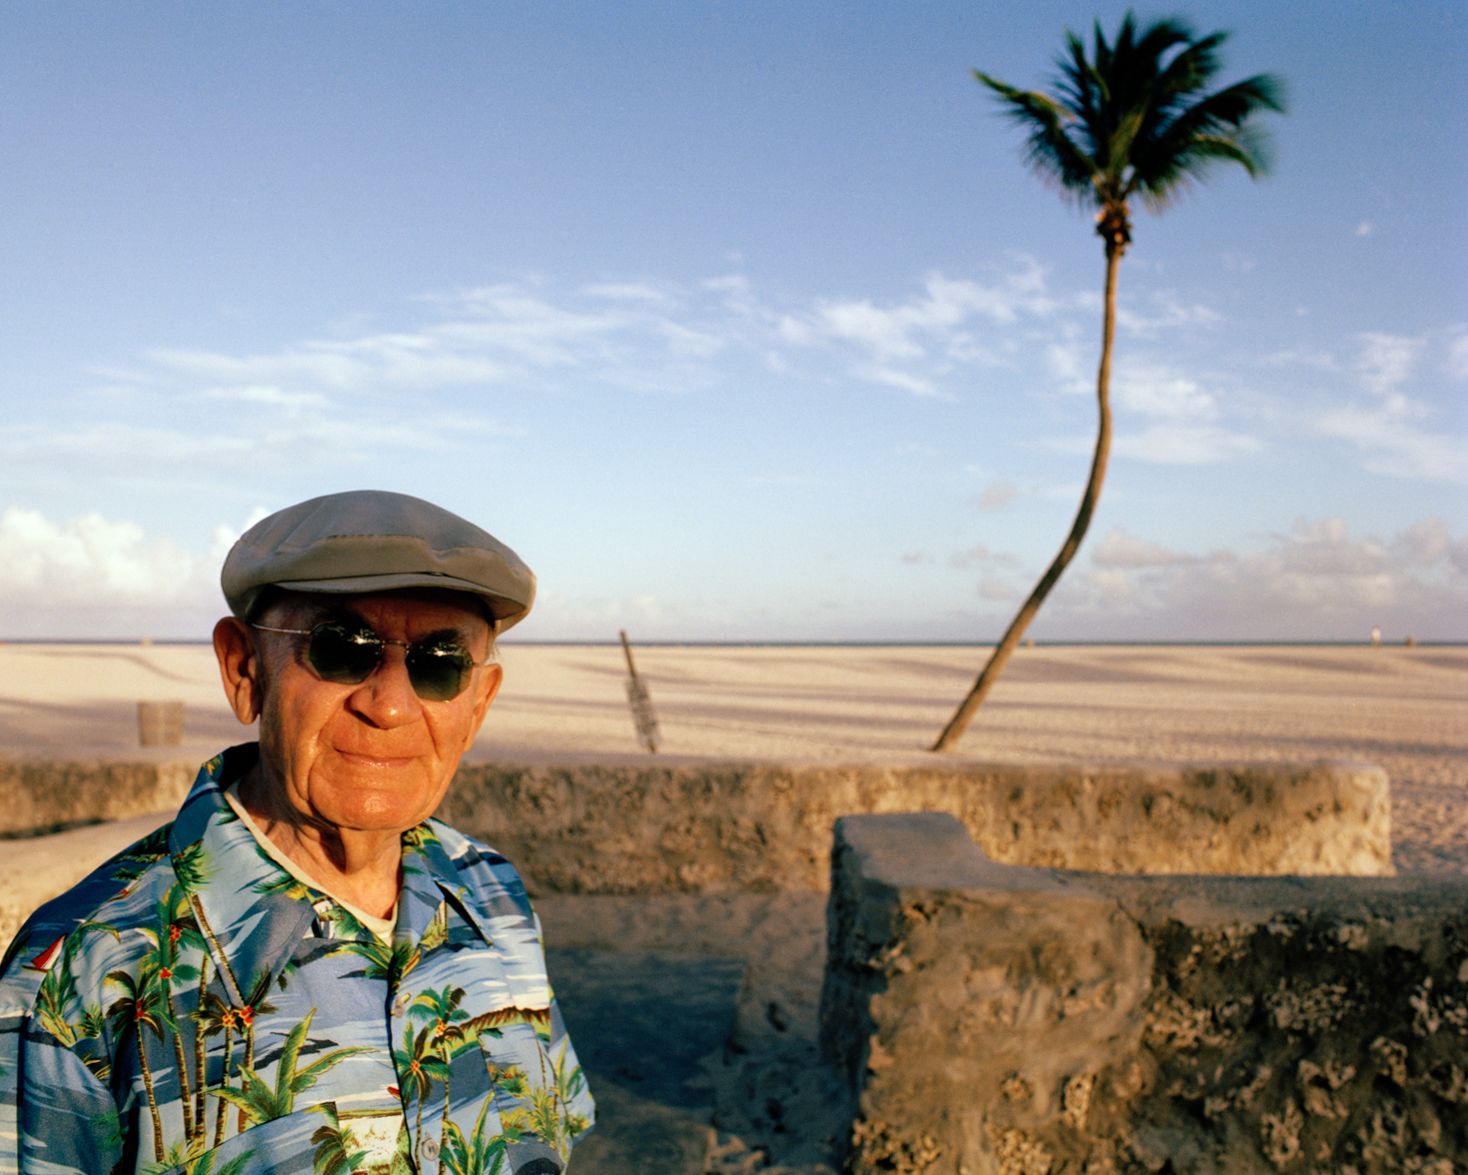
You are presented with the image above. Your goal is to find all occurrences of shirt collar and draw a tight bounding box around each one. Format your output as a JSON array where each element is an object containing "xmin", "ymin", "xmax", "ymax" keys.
[
  {"xmin": 169, "ymin": 744, "xmax": 486, "ymax": 1001},
  {"xmin": 170, "ymin": 744, "xmax": 317, "ymax": 1007}
]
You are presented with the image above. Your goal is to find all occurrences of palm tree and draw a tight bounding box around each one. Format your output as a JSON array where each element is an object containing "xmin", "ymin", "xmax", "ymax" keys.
[
  {"xmin": 212, "ymin": 1007, "xmax": 368, "ymax": 1127},
  {"xmin": 194, "ymin": 985, "xmax": 240, "ymax": 1148},
  {"xmin": 933, "ymin": 11, "xmax": 1283, "ymax": 751},
  {"xmin": 105, "ymin": 965, "xmax": 169, "ymax": 1162}
]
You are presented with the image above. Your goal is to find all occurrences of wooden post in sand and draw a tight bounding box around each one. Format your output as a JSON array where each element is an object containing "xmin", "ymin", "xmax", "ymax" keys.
[{"xmin": 619, "ymin": 630, "xmax": 661, "ymax": 753}]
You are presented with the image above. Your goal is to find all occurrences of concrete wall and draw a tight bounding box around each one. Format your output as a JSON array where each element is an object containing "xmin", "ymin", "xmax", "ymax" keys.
[
  {"xmin": 0, "ymin": 755, "xmax": 1389, "ymax": 912},
  {"xmin": 821, "ymin": 812, "xmax": 1468, "ymax": 1175},
  {"xmin": 441, "ymin": 758, "xmax": 1391, "ymax": 893},
  {"xmin": 0, "ymin": 759, "xmax": 194, "ymax": 837}
]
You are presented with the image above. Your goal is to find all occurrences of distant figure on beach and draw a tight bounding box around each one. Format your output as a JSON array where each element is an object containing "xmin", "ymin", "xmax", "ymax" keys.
[
  {"xmin": 0, "ymin": 491, "xmax": 593, "ymax": 1173},
  {"xmin": 1371, "ymin": 626, "xmax": 1382, "ymax": 647}
]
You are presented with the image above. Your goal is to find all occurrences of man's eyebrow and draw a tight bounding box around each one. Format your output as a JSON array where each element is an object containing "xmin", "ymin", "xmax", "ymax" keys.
[
  {"xmin": 302, "ymin": 604, "xmax": 370, "ymax": 627},
  {"xmin": 301, "ymin": 613, "xmax": 479, "ymax": 645},
  {"xmin": 416, "ymin": 626, "xmax": 469, "ymax": 641}
]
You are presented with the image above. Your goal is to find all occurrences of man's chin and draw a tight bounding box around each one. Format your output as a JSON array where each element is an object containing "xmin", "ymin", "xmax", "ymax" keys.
[{"xmin": 308, "ymin": 767, "xmax": 442, "ymax": 834}]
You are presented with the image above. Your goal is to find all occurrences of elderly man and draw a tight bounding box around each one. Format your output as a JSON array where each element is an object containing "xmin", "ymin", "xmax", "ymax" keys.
[{"xmin": 0, "ymin": 491, "xmax": 593, "ymax": 1174}]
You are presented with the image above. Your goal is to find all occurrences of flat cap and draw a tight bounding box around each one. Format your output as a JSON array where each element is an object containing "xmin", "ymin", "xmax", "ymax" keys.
[{"xmin": 221, "ymin": 490, "xmax": 536, "ymax": 631}]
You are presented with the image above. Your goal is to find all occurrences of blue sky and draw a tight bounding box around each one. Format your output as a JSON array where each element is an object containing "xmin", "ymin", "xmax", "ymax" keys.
[{"xmin": 1, "ymin": 0, "xmax": 1464, "ymax": 642}]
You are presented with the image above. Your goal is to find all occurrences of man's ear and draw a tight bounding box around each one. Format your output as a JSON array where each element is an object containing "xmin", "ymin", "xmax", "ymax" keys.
[{"xmin": 213, "ymin": 617, "xmax": 263, "ymax": 725}]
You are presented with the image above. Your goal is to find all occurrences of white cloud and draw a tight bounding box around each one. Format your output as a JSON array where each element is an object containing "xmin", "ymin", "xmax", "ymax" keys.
[
  {"xmin": 1112, "ymin": 422, "xmax": 1263, "ymax": 465},
  {"xmin": 1316, "ymin": 405, "xmax": 1468, "ymax": 482},
  {"xmin": 0, "ymin": 416, "xmax": 515, "ymax": 478},
  {"xmin": 198, "ymin": 385, "xmax": 330, "ymax": 410},
  {"xmin": 1115, "ymin": 290, "xmax": 1221, "ymax": 337},
  {"xmin": 1354, "ymin": 332, "xmax": 1423, "ymax": 397},
  {"xmin": 1445, "ymin": 327, "xmax": 1468, "ymax": 381},
  {"xmin": 0, "ymin": 506, "xmax": 297, "ymax": 638},
  {"xmin": 0, "ymin": 507, "xmax": 209, "ymax": 606},
  {"xmin": 1046, "ymin": 516, "xmax": 1468, "ymax": 640},
  {"xmin": 976, "ymin": 575, "xmax": 1018, "ymax": 601},
  {"xmin": 1091, "ymin": 527, "xmax": 1196, "ymax": 568},
  {"xmin": 974, "ymin": 481, "xmax": 1018, "ymax": 510},
  {"xmin": 1261, "ymin": 347, "xmax": 1338, "ymax": 372},
  {"xmin": 1113, "ymin": 367, "xmax": 1217, "ymax": 420},
  {"xmin": 1045, "ymin": 332, "xmax": 1089, "ymax": 392},
  {"xmin": 1269, "ymin": 329, "xmax": 1468, "ymax": 482},
  {"xmin": 1393, "ymin": 516, "xmax": 1452, "ymax": 565},
  {"xmin": 781, "ymin": 260, "xmax": 1065, "ymax": 394},
  {"xmin": 816, "ymin": 299, "xmax": 930, "ymax": 362},
  {"xmin": 579, "ymin": 281, "xmax": 670, "ymax": 303},
  {"xmin": 855, "ymin": 364, "xmax": 943, "ymax": 399},
  {"xmin": 948, "ymin": 544, "xmax": 991, "ymax": 569}
]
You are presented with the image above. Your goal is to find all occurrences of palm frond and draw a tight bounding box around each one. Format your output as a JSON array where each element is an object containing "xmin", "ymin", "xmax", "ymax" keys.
[
  {"xmin": 976, "ymin": 10, "xmax": 1285, "ymax": 229},
  {"xmin": 974, "ymin": 72, "xmax": 1093, "ymax": 195}
]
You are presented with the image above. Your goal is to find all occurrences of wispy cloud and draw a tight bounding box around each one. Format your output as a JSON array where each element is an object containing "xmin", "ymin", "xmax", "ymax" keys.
[
  {"xmin": 1305, "ymin": 330, "xmax": 1468, "ymax": 481},
  {"xmin": 778, "ymin": 260, "xmax": 1065, "ymax": 394},
  {"xmin": 6, "ymin": 266, "xmax": 1458, "ymax": 509},
  {"xmin": 948, "ymin": 543, "xmax": 1019, "ymax": 570},
  {"xmin": 974, "ymin": 481, "xmax": 1018, "ymax": 510},
  {"xmin": 1114, "ymin": 366, "xmax": 1219, "ymax": 420},
  {"xmin": 1115, "ymin": 290, "xmax": 1221, "ymax": 338},
  {"xmin": 1354, "ymin": 332, "xmax": 1424, "ymax": 398},
  {"xmin": 1112, "ymin": 422, "xmax": 1263, "ymax": 465},
  {"xmin": 1316, "ymin": 407, "xmax": 1468, "ymax": 481},
  {"xmin": 1091, "ymin": 527, "xmax": 1198, "ymax": 568},
  {"xmin": 1049, "ymin": 516, "xmax": 1468, "ymax": 639},
  {"xmin": 1446, "ymin": 327, "xmax": 1468, "ymax": 381},
  {"xmin": 0, "ymin": 416, "xmax": 515, "ymax": 477}
]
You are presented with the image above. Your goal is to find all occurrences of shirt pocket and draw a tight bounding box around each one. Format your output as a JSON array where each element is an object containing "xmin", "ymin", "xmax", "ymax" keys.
[
  {"xmin": 474, "ymin": 1026, "xmax": 572, "ymax": 1171},
  {"xmin": 153, "ymin": 1102, "xmax": 408, "ymax": 1175}
]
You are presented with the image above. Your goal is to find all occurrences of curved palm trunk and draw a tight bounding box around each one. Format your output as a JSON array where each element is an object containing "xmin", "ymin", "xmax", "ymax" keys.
[
  {"xmin": 932, "ymin": 240, "xmax": 1120, "ymax": 751},
  {"xmin": 135, "ymin": 1018, "xmax": 167, "ymax": 1163},
  {"xmin": 162, "ymin": 984, "xmax": 195, "ymax": 1142},
  {"xmin": 214, "ymin": 1019, "xmax": 234, "ymax": 1148},
  {"xmin": 193, "ymin": 955, "xmax": 210, "ymax": 1141}
]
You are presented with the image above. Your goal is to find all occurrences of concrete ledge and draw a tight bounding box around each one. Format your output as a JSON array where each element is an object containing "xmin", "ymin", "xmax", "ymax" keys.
[
  {"xmin": 0, "ymin": 759, "xmax": 195, "ymax": 837},
  {"xmin": 820, "ymin": 812, "xmax": 1468, "ymax": 1174},
  {"xmin": 440, "ymin": 758, "xmax": 1392, "ymax": 893},
  {"xmin": 0, "ymin": 757, "xmax": 1391, "ymax": 886}
]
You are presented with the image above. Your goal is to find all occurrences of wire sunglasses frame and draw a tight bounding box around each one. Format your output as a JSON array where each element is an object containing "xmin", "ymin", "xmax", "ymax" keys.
[{"xmin": 251, "ymin": 621, "xmax": 495, "ymax": 702}]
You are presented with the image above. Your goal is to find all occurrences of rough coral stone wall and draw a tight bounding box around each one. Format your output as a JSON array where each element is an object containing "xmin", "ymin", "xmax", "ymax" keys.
[
  {"xmin": 440, "ymin": 758, "xmax": 1391, "ymax": 893},
  {"xmin": 821, "ymin": 813, "xmax": 1468, "ymax": 1175},
  {"xmin": 0, "ymin": 760, "xmax": 194, "ymax": 837},
  {"xmin": 0, "ymin": 757, "xmax": 1390, "ymax": 883}
]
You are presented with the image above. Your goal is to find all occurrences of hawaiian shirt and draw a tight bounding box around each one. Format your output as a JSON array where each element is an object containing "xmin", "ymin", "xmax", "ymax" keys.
[{"xmin": 0, "ymin": 744, "xmax": 594, "ymax": 1175}]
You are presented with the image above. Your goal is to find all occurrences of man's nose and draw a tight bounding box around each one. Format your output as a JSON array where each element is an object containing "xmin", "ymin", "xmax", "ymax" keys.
[{"xmin": 347, "ymin": 644, "xmax": 421, "ymax": 727}]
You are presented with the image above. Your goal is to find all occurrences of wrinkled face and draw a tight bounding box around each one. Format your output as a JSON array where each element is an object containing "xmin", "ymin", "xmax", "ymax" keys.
[{"xmin": 244, "ymin": 589, "xmax": 501, "ymax": 837}]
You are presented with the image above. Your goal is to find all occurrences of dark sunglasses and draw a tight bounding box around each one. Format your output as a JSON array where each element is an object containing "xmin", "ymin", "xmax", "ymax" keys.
[{"xmin": 251, "ymin": 622, "xmax": 493, "ymax": 702}]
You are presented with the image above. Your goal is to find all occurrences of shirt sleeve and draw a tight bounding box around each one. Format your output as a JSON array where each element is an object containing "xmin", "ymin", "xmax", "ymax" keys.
[
  {"xmin": 1, "ymin": 950, "xmax": 123, "ymax": 1175},
  {"xmin": 13, "ymin": 1026, "xmax": 124, "ymax": 1175}
]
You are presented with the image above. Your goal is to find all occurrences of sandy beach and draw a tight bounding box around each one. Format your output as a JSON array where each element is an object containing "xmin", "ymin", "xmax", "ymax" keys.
[
  {"xmin": 2, "ymin": 640, "xmax": 1464, "ymax": 872},
  {"xmin": 2, "ymin": 640, "xmax": 1465, "ymax": 1171}
]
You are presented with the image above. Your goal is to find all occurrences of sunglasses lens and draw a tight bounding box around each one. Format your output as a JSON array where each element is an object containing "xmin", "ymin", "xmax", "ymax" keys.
[
  {"xmin": 306, "ymin": 623, "xmax": 383, "ymax": 685},
  {"xmin": 405, "ymin": 642, "xmax": 475, "ymax": 702}
]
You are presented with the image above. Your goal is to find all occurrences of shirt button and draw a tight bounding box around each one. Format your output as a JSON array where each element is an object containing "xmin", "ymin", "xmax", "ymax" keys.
[
  {"xmin": 392, "ymin": 991, "xmax": 411, "ymax": 1018},
  {"xmin": 420, "ymin": 1134, "xmax": 440, "ymax": 1163}
]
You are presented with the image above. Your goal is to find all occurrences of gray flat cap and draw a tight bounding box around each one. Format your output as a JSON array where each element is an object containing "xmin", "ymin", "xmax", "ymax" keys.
[{"xmin": 221, "ymin": 490, "xmax": 536, "ymax": 631}]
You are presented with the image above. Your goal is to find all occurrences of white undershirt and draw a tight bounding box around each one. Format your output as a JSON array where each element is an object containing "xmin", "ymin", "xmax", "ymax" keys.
[{"xmin": 223, "ymin": 782, "xmax": 398, "ymax": 941}]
